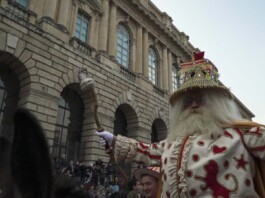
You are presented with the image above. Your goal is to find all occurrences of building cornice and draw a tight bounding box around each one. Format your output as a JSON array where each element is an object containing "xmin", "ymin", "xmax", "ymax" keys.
[{"xmin": 117, "ymin": 0, "xmax": 194, "ymax": 59}]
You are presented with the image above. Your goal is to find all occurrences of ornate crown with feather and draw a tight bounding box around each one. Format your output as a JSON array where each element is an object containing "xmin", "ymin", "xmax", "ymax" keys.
[{"xmin": 170, "ymin": 51, "xmax": 231, "ymax": 104}]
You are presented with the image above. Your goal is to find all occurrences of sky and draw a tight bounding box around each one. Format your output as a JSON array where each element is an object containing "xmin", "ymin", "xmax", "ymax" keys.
[{"xmin": 151, "ymin": 0, "xmax": 265, "ymax": 123}]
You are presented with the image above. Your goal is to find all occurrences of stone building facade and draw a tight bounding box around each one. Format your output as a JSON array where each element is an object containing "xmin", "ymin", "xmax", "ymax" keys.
[{"xmin": 0, "ymin": 0, "xmax": 254, "ymax": 168}]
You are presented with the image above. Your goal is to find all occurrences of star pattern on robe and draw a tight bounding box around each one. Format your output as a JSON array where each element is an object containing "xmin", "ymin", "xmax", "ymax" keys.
[{"xmin": 234, "ymin": 154, "xmax": 248, "ymax": 171}]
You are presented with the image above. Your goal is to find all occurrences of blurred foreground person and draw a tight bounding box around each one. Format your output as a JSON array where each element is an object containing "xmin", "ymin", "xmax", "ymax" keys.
[{"xmin": 0, "ymin": 108, "xmax": 89, "ymax": 198}]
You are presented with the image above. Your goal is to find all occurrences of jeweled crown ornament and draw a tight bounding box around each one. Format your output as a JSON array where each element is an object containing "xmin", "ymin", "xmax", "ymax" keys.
[{"xmin": 170, "ymin": 51, "xmax": 230, "ymax": 104}]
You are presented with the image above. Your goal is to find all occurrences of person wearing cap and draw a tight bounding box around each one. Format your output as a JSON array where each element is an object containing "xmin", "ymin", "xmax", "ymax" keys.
[
  {"xmin": 96, "ymin": 52, "xmax": 265, "ymax": 197},
  {"xmin": 134, "ymin": 167, "xmax": 159, "ymax": 198}
]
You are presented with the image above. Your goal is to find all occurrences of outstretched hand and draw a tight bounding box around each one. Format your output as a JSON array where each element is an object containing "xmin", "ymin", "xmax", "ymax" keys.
[{"xmin": 95, "ymin": 131, "xmax": 114, "ymax": 148}]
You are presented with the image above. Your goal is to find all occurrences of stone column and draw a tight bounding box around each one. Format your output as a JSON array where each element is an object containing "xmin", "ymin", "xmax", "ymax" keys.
[
  {"xmin": 107, "ymin": 2, "xmax": 117, "ymax": 57},
  {"xmin": 57, "ymin": 0, "xmax": 71, "ymax": 29},
  {"xmin": 136, "ymin": 25, "xmax": 143, "ymax": 73},
  {"xmin": 131, "ymin": 38, "xmax": 136, "ymax": 72},
  {"xmin": 70, "ymin": 5, "xmax": 78, "ymax": 36},
  {"xmin": 43, "ymin": 0, "xmax": 58, "ymax": 20},
  {"xmin": 90, "ymin": 13, "xmax": 100, "ymax": 48},
  {"xmin": 143, "ymin": 29, "xmax": 149, "ymax": 76},
  {"xmin": 162, "ymin": 46, "xmax": 168, "ymax": 90},
  {"xmin": 98, "ymin": 0, "xmax": 109, "ymax": 51},
  {"xmin": 168, "ymin": 51, "xmax": 173, "ymax": 92}
]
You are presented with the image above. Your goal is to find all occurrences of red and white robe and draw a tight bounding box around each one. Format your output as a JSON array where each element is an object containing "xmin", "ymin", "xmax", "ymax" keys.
[{"xmin": 114, "ymin": 127, "xmax": 265, "ymax": 198}]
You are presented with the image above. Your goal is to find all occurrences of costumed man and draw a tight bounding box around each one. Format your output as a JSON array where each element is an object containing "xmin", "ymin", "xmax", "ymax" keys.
[{"xmin": 96, "ymin": 51, "xmax": 265, "ymax": 197}]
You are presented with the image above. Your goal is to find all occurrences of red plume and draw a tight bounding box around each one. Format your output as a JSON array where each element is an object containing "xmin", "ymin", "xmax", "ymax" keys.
[{"xmin": 194, "ymin": 51, "xmax": 205, "ymax": 61}]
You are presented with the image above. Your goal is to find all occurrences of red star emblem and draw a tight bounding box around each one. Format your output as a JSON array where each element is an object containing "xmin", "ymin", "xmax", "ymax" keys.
[{"xmin": 234, "ymin": 154, "xmax": 248, "ymax": 170}]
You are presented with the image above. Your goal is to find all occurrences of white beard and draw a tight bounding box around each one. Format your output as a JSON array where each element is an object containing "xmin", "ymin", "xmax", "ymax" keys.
[
  {"xmin": 167, "ymin": 90, "xmax": 243, "ymax": 143},
  {"xmin": 167, "ymin": 106, "xmax": 223, "ymax": 142}
]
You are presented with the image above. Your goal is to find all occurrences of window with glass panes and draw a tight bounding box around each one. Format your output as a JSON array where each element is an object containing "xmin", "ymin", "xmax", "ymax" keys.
[
  {"xmin": 53, "ymin": 88, "xmax": 84, "ymax": 160},
  {"xmin": 15, "ymin": 0, "xmax": 28, "ymax": 7},
  {"xmin": 172, "ymin": 65, "xmax": 178, "ymax": 91},
  {"xmin": 75, "ymin": 12, "xmax": 90, "ymax": 42},
  {"xmin": 54, "ymin": 97, "xmax": 70, "ymax": 157},
  {"xmin": 148, "ymin": 48, "xmax": 158, "ymax": 85},
  {"xmin": 116, "ymin": 25, "xmax": 130, "ymax": 68}
]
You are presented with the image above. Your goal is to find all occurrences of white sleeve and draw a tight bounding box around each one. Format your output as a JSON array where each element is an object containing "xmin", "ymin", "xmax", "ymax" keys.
[{"xmin": 114, "ymin": 135, "xmax": 165, "ymax": 166}]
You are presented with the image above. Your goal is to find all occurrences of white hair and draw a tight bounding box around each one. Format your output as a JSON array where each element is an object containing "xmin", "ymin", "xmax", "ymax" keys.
[{"xmin": 167, "ymin": 89, "xmax": 243, "ymax": 142}]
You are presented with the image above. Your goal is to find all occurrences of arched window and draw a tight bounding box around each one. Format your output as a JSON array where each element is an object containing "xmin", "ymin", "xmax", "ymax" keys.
[
  {"xmin": 172, "ymin": 65, "xmax": 178, "ymax": 91},
  {"xmin": 114, "ymin": 108, "xmax": 128, "ymax": 136},
  {"xmin": 151, "ymin": 119, "xmax": 167, "ymax": 143},
  {"xmin": 113, "ymin": 106, "xmax": 130, "ymax": 177},
  {"xmin": 0, "ymin": 67, "xmax": 19, "ymax": 140},
  {"xmin": 117, "ymin": 25, "xmax": 130, "ymax": 68},
  {"xmin": 148, "ymin": 48, "xmax": 158, "ymax": 85},
  {"xmin": 151, "ymin": 123, "xmax": 159, "ymax": 143},
  {"xmin": 54, "ymin": 97, "xmax": 70, "ymax": 159},
  {"xmin": 53, "ymin": 88, "xmax": 84, "ymax": 161}
]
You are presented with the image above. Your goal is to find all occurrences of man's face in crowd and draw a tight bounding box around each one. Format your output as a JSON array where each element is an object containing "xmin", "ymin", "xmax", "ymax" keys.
[{"xmin": 141, "ymin": 175, "xmax": 158, "ymax": 198}]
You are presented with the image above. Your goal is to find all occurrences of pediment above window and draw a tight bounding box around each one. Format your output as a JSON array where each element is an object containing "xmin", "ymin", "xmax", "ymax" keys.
[{"xmin": 78, "ymin": 0, "xmax": 102, "ymax": 13}]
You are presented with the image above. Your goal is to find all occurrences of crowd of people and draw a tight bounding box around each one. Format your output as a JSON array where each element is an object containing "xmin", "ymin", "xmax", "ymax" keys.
[{"xmin": 53, "ymin": 154, "xmax": 147, "ymax": 197}]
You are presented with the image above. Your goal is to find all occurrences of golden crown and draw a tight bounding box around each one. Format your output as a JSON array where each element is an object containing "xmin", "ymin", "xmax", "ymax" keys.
[{"xmin": 170, "ymin": 52, "xmax": 230, "ymax": 104}]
